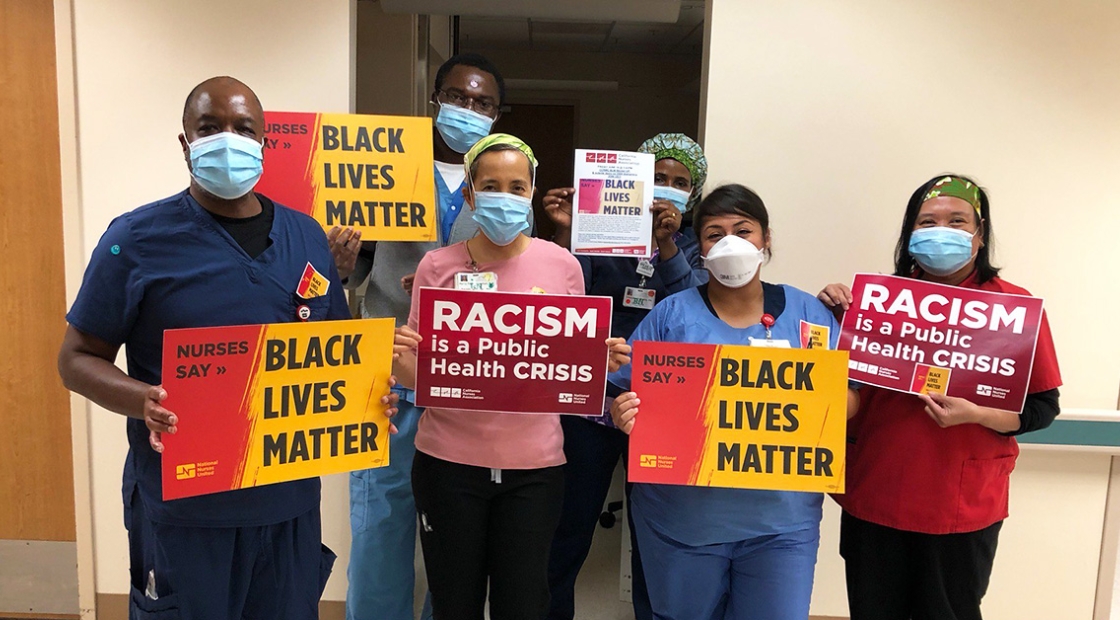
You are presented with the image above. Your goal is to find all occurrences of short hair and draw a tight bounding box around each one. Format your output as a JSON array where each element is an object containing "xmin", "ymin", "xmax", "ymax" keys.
[
  {"xmin": 692, "ymin": 184, "xmax": 772, "ymax": 257},
  {"xmin": 893, "ymin": 174, "xmax": 1000, "ymax": 283},
  {"xmin": 434, "ymin": 53, "xmax": 505, "ymax": 105},
  {"xmin": 182, "ymin": 76, "xmax": 262, "ymax": 125}
]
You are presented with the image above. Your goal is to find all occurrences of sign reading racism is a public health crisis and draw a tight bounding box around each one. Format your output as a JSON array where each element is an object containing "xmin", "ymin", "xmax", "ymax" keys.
[
  {"xmin": 838, "ymin": 274, "xmax": 1043, "ymax": 412},
  {"xmin": 257, "ymin": 111, "xmax": 437, "ymax": 241},
  {"xmin": 628, "ymin": 341, "xmax": 849, "ymax": 493},
  {"xmin": 414, "ymin": 288, "xmax": 613, "ymax": 415},
  {"xmin": 160, "ymin": 319, "xmax": 395, "ymax": 500}
]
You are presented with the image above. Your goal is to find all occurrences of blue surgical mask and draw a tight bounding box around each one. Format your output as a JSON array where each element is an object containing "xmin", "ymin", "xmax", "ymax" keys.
[
  {"xmin": 435, "ymin": 103, "xmax": 494, "ymax": 153},
  {"xmin": 187, "ymin": 132, "xmax": 264, "ymax": 200},
  {"xmin": 472, "ymin": 191, "xmax": 532, "ymax": 246},
  {"xmin": 653, "ymin": 185, "xmax": 692, "ymax": 212},
  {"xmin": 909, "ymin": 227, "xmax": 977, "ymax": 276}
]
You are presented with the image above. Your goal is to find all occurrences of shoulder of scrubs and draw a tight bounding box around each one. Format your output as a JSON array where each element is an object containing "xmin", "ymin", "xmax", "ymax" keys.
[
  {"xmin": 676, "ymin": 227, "xmax": 709, "ymax": 284},
  {"xmin": 66, "ymin": 195, "xmax": 174, "ymax": 345},
  {"xmin": 575, "ymin": 254, "xmax": 594, "ymax": 295},
  {"xmin": 655, "ymin": 248, "xmax": 696, "ymax": 293}
]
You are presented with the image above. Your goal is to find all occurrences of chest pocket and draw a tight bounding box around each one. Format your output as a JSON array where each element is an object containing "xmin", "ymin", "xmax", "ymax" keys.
[{"xmin": 290, "ymin": 293, "xmax": 334, "ymax": 322}]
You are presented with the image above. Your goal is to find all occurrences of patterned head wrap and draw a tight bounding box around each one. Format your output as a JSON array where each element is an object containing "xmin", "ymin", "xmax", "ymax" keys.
[
  {"xmin": 464, "ymin": 133, "xmax": 538, "ymax": 180},
  {"xmin": 637, "ymin": 133, "xmax": 708, "ymax": 210},
  {"xmin": 922, "ymin": 176, "xmax": 981, "ymax": 217}
]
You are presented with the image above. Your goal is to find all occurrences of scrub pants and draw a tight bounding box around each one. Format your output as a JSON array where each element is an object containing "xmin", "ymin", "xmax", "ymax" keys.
[
  {"xmin": 632, "ymin": 507, "xmax": 820, "ymax": 620},
  {"xmin": 347, "ymin": 395, "xmax": 432, "ymax": 620},
  {"xmin": 840, "ymin": 512, "xmax": 1002, "ymax": 620},
  {"xmin": 547, "ymin": 415, "xmax": 652, "ymax": 620},
  {"xmin": 412, "ymin": 450, "xmax": 565, "ymax": 620},
  {"xmin": 127, "ymin": 493, "xmax": 334, "ymax": 620}
]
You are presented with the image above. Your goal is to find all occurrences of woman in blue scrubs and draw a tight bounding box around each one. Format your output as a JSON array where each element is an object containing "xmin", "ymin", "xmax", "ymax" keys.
[{"xmin": 610, "ymin": 184, "xmax": 860, "ymax": 620}]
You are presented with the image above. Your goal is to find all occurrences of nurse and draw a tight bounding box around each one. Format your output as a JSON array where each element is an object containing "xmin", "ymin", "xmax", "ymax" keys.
[
  {"xmin": 817, "ymin": 175, "xmax": 1062, "ymax": 620},
  {"xmin": 543, "ymin": 133, "xmax": 708, "ymax": 620},
  {"xmin": 610, "ymin": 184, "xmax": 860, "ymax": 620},
  {"xmin": 543, "ymin": 132, "xmax": 708, "ymax": 279},
  {"xmin": 393, "ymin": 133, "xmax": 630, "ymax": 619},
  {"xmin": 56, "ymin": 77, "xmax": 399, "ymax": 620}
]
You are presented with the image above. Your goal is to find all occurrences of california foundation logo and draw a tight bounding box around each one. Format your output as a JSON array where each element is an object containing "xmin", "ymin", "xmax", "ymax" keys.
[{"xmin": 176, "ymin": 463, "xmax": 196, "ymax": 480}]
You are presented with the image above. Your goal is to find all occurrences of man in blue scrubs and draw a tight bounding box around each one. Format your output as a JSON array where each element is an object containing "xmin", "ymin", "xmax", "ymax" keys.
[
  {"xmin": 340, "ymin": 54, "xmax": 514, "ymax": 620},
  {"xmin": 57, "ymin": 76, "xmax": 388, "ymax": 620}
]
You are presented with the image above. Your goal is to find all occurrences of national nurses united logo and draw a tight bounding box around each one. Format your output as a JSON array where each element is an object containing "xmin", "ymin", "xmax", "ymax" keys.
[{"xmin": 176, "ymin": 463, "xmax": 196, "ymax": 480}]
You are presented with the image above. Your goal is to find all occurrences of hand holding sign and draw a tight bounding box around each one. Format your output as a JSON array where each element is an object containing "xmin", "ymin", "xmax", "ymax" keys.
[
  {"xmin": 145, "ymin": 385, "xmax": 176, "ymax": 453},
  {"xmin": 611, "ymin": 392, "xmax": 640, "ymax": 434}
]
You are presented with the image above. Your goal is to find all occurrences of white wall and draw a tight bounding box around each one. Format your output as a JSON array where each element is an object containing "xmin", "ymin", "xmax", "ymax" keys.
[
  {"xmin": 65, "ymin": 0, "xmax": 355, "ymax": 602},
  {"xmin": 702, "ymin": 1, "xmax": 1120, "ymax": 618}
]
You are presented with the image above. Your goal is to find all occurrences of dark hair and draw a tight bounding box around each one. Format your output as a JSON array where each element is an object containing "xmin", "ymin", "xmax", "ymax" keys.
[
  {"xmin": 894, "ymin": 174, "xmax": 999, "ymax": 283},
  {"xmin": 468, "ymin": 143, "xmax": 532, "ymax": 179},
  {"xmin": 434, "ymin": 53, "xmax": 506, "ymax": 105},
  {"xmin": 692, "ymin": 183, "xmax": 771, "ymax": 257}
]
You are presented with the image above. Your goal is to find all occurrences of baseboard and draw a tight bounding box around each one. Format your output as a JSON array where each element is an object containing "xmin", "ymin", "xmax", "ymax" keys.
[
  {"xmin": 94, "ymin": 594, "xmax": 345, "ymax": 619},
  {"xmin": 0, "ymin": 608, "xmax": 80, "ymax": 613}
]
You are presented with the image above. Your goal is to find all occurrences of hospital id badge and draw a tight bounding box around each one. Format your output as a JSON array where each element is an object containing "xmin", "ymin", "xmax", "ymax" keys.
[
  {"xmin": 748, "ymin": 337, "xmax": 792, "ymax": 348},
  {"xmin": 623, "ymin": 286, "xmax": 656, "ymax": 310},
  {"xmin": 455, "ymin": 272, "xmax": 498, "ymax": 291}
]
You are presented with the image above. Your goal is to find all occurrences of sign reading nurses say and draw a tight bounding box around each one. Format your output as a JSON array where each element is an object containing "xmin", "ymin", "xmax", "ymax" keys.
[
  {"xmin": 160, "ymin": 318, "xmax": 395, "ymax": 500},
  {"xmin": 627, "ymin": 341, "xmax": 850, "ymax": 493},
  {"xmin": 414, "ymin": 288, "xmax": 613, "ymax": 415},
  {"xmin": 256, "ymin": 111, "xmax": 437, "ymax": 241},
  {"xmin": 838, "ymin": 274, "xmax": 1044, "ymax": 412}
]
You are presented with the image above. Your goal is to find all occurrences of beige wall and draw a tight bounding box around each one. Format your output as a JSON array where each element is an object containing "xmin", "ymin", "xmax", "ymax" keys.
[
  {"xmin": 63, "ymin": 0, "xmax": 356, "ymax": 604},
  {"xmin": 472, "ymin": 48, "xmax": 702, "ymax": 152},
  {"xmin": 702, "ymin": 1, "xmax": 1120, "ymax": 618}
]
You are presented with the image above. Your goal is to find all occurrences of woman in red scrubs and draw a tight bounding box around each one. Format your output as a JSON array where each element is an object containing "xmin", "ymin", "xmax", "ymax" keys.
[{"xmin": 818, "ymin": 174, "xmax": 1062, "ymax": 620}]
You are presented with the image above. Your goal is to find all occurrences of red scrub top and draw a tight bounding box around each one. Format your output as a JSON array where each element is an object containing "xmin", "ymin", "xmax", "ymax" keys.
[{"xmin": 836, "ymin": 273, "xmax": 1063, "ymax": 535}]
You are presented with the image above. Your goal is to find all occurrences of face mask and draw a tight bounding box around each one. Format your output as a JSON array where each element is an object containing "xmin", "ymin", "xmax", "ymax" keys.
[
  {"xmin": 908, "ymin": 227, "xmax": 977, "ymax": 276},
  {"xmin": 187, "ymin": 132, "xmax": 264, "ymax": 200},
  {"xmin": 703, "ymin": 235, "xmax": 765, "ymax": 288},
  {"xmin": 472, "ymin": 191, "xmax": 532, "ymax": 246},
  {"xmin": 653, "ymin": 185, "xmax": 692, "ymax": 212},
  {"xmin": 435, "ymin": 103, "xmax": 494, "ymax": 154}
]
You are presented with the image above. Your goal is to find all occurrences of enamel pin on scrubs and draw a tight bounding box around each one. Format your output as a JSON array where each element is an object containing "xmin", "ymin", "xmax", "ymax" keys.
[{"xmin": 749, "ymin": 313, "xmax": 791, "ymax": 348}]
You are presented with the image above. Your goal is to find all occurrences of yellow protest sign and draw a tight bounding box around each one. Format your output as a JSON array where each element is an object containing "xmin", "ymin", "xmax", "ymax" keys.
[
  {"xmin": 258, "ymin": 111, "xmax": 438, "ymax": 242},
  {"xmin": 160, "ymin": 318, "xmax": 396, "ymax": 499},
  {"xmin": 629, "ymin": 341, "xmax": 849, "ymax": 493}
]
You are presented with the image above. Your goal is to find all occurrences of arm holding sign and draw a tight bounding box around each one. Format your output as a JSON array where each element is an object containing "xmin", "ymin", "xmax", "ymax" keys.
[
  {"xmin": 59, "ymin": 327, "xmax": 178, "ymax": 452},
  {"xmin": 542, "ymin": 187, "xmax": 574, "ymax": 249}
]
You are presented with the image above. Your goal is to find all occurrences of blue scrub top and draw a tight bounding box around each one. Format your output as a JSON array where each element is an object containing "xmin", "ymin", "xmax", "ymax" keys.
[
  {"xmin": 67, "ymin": 190, "xmax": 350, "ymax": 527},
  {"xmin": 609, "ymin": 283, "xmax": 841, "ymax": 546},
  {"xmin": 434, "ymin": 164, "xmax": 467, "ymax": 246}
]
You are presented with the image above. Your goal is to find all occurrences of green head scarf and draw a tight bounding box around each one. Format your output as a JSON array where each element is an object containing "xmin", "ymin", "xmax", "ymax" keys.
[
  {"xmin": 463, "ymin": 133, "xmax": 538, "ymax": 181},
  {"xmin": 637, "ymin": 133, "xmax": 708, "ymax": 211},
  {"xmin": 922, "ymin": 176, "xmax": 981, "ymax": 217}
]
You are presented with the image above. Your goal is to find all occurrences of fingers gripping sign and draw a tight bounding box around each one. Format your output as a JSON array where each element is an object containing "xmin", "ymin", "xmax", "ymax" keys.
[
  {"xmin": 146, "ymin": 385, "xmax": 177, "ymax": 453},
  {"xmin": 611, "ymin": 391, "xmax": 640, "ymax": 435}
]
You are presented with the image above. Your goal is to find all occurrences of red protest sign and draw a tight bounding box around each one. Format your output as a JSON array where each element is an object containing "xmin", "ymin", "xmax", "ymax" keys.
[
  {"xmin": 414, "ymin": 288, "xmax": 613, "ymax": 415},
  {"xmin": 838, "ymin": 274, "xmax": 1043, "ymax": 412}
]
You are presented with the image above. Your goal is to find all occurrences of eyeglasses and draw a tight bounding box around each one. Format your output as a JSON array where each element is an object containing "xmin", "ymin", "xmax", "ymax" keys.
[{"xmin": 436, "ymin": 89, "xmax": 499, "ymax": 116}]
